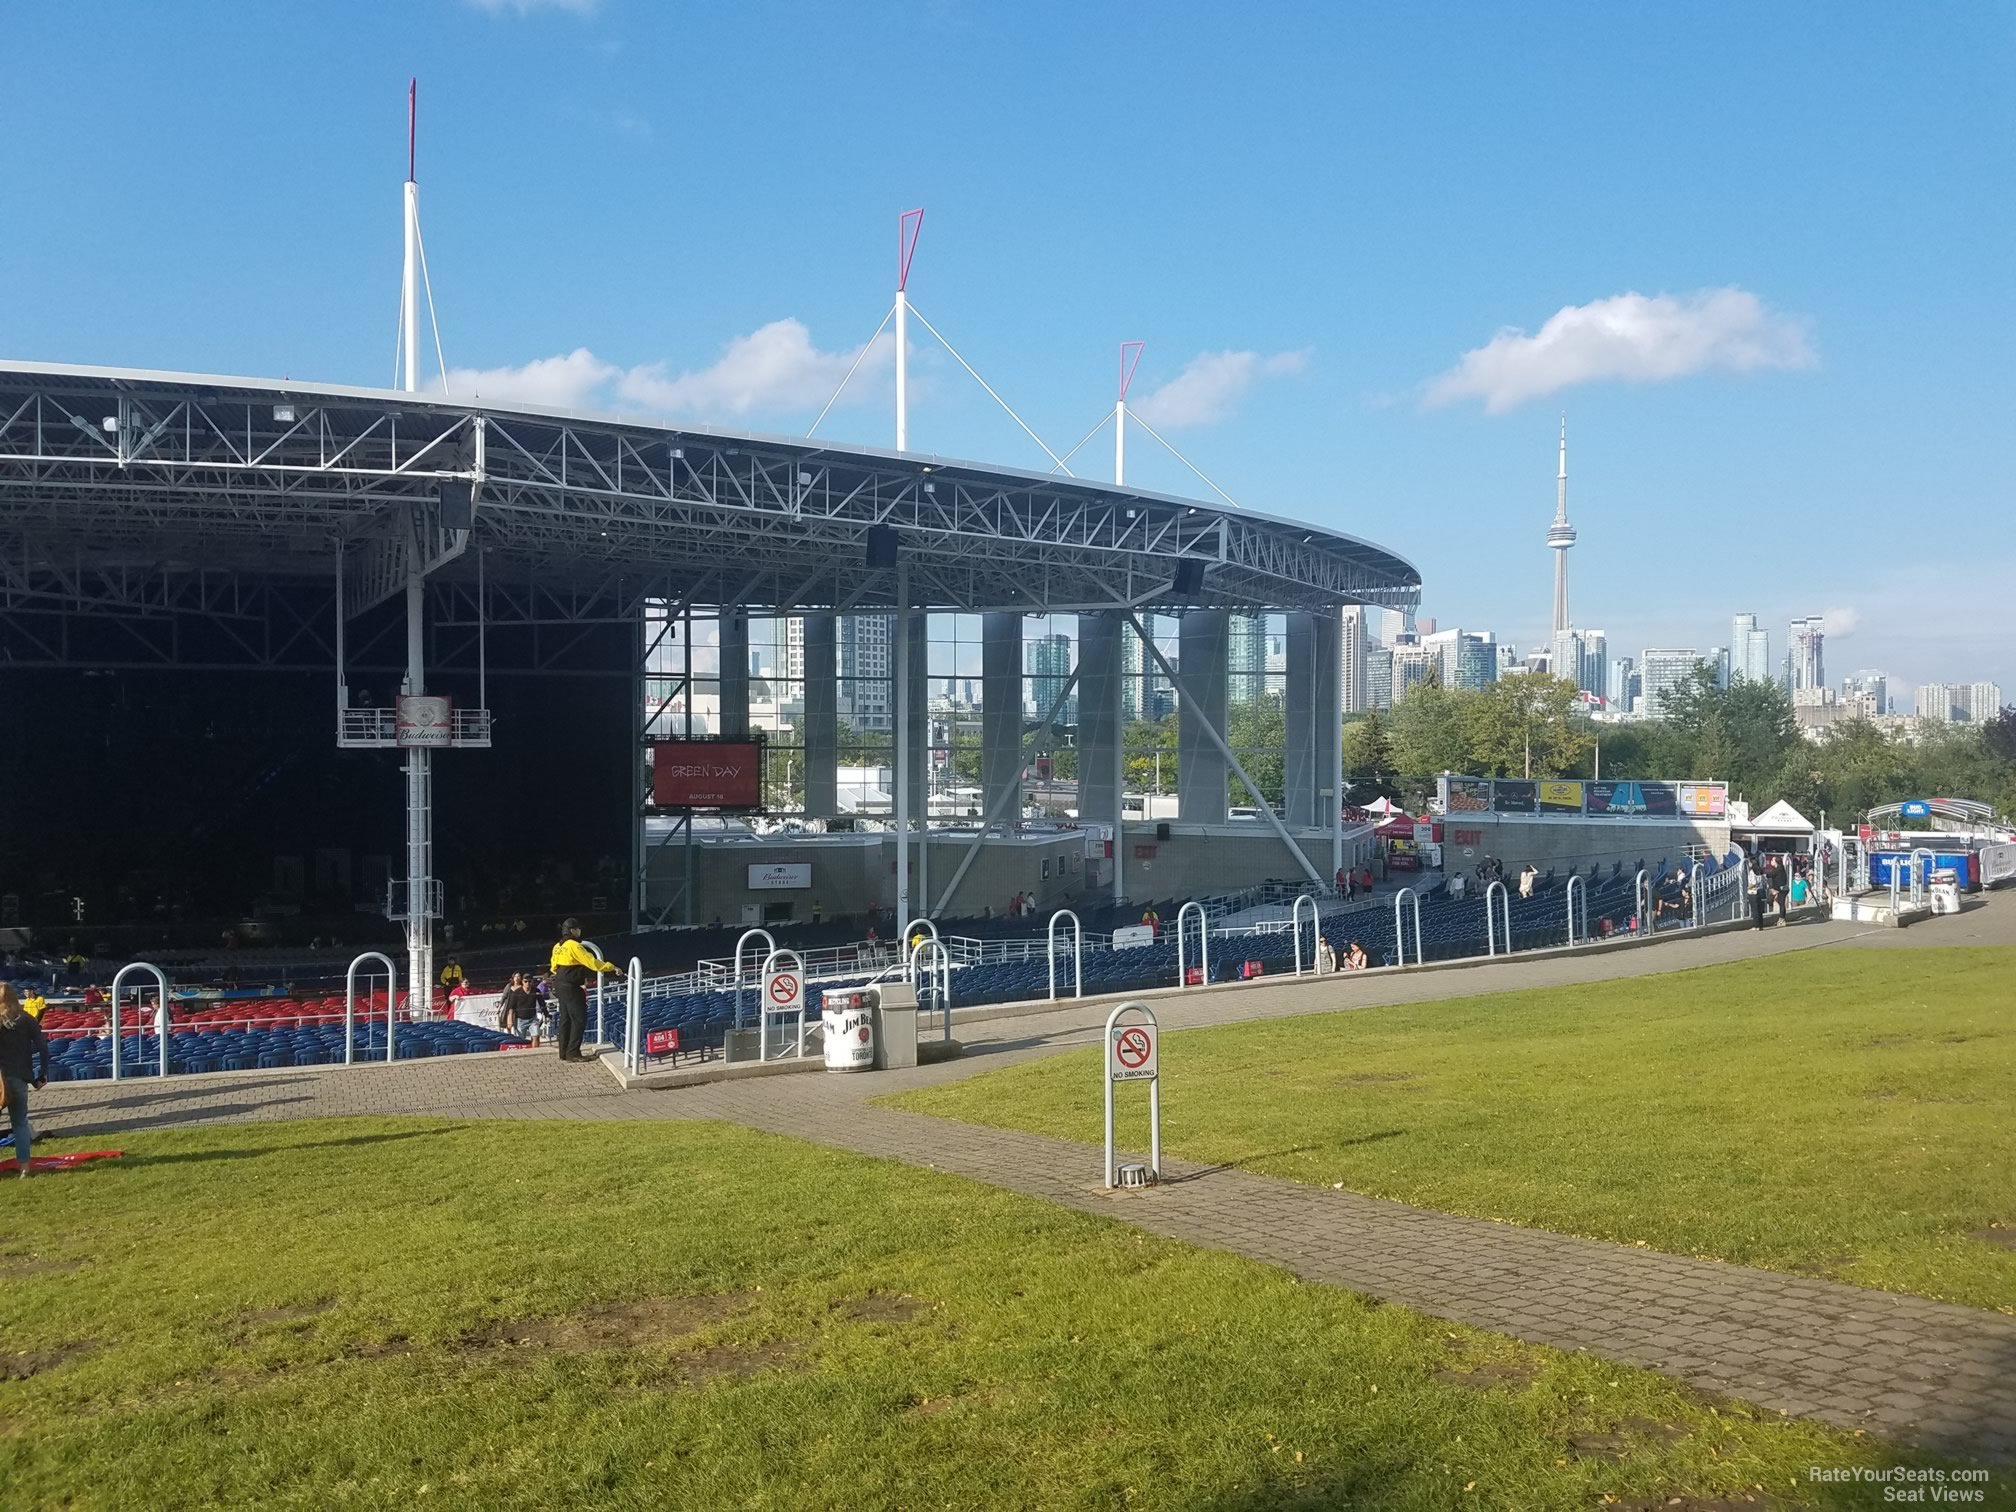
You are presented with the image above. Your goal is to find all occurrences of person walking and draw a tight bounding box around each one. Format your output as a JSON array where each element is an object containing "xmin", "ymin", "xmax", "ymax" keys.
[
  {"xmin": 1766, "ymin": 857, "xmax": 1790, "ymax": 927},
  {"xmin": 548, "ymin": 919, "xmax": 617, "ymax": 1063},
  {"xmin": 0, "ymin": 985, "xmax": 50, "ymax": 1178},
  {"xmin": 1748, "ymin": 864, "xmax": 1769, "ymax": 930},
  {"xmin": 497, "ymin": 972, "xmax": 534, "ymax": 1036}
]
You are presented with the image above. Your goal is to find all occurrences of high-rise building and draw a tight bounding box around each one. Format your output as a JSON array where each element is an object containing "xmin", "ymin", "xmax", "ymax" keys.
[
  {"xmin": 1390, "ymin": 634, "xmax": 1434, "ymax": 702},
  {"xmin": 1842, "ymin": 671, "xmax": 1888, "ymax": 719},
  {"xmin": 838, "ymin": 613, "xmax": 894, "ymax": 731},
  {"xmin": 1227, "ymin": 612, "xmax": 1267, "ymax": 705},
  {"xmin": 1340, "ymin": 607, "xmax": 1367, "ymax": 714},
  {"xmin": 1639, "ymin": 648, "xmax": 1701, "ymax": 721},
  {"xmin": 1119, "ymin": 620, "xmax": 1145, "ymax": 722},
  {"xmin": 1549, "ymin": 628, "xmax": 1583, "ymax": 690},
  {"xmin": 1607, "ymin": 655, "xmax": 1636, "ymax": 713},
  {"xmin": 1497, "ymin": 642, "xmax": 1520, "ymax": 675},
  {"xmin": 1456, "ymin": 633, "xmax": 1498, "ymax": 691},
  {"xmin": 1918, "ymin": 681, "xmax": 2005, "ymax": 723},
  {"xmin": 1709, "ymin": 647, "xmax": 1730, "ymax": 689},
  {"xmin": 1547, "ymin": 418, "xmax": 1576, "ymax": 636},
  {"xmin": 1730, "ymin": 614, "xmax": 1770, "ymax": 684},
  {"xmin": 1028, "ymin": 632, "xmax": 1073, "ymax": 723},
  {"xmin": 1579, "ymin": 630, "xmax": 1607, "ymax": 696},
  {"xmin": 1364, "ymin": 646, "xmax": 1394, "ymax": 711},
  {"xmin": 1789, "ymin": 616, "xmax": 1826, "ymax": 692}
]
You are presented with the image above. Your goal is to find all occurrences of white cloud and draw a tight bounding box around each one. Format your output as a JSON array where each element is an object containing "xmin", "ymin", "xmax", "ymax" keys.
[
  {"xmin": 1132, "ymin": 348, "xmax": 1310, "ymax": 430},
  {"xmin": 617, "ymin": 320, "xmax": 892, "ymax": 417},
  {"xmin": 467, "ymin": 0, "xmax": 597, "ymax": 15},
  {"xmin": 442, "ymin": 348, "xmax": 616, "ymax": 410},
  {"xmin": 441, "ymin": 320, "xmax": 890, "ymax": 422},
  {"xmin": 1821, "ymin": 606, "xmax": 1860, "ymax": 638},
  {"xmin": 1423, "ymin": 288, "xmax": 1815, "ymax": 413}
]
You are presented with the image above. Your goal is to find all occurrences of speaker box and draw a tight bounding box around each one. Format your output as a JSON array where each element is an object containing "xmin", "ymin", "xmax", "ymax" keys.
[
  {"xmin": 438, "ymin": 479, "xmax": 474, "ymax": 531},
  {"xmin": 1172, "ymin": 557, "xmax": 1205, "ymax": 595},
  {"xmin": 1156, "ymin": 821, "xmax": 1172, "ymax": 842},
  {"xmin": 865, "ymin": 524, "xmax": 899, "ymax": 569}
]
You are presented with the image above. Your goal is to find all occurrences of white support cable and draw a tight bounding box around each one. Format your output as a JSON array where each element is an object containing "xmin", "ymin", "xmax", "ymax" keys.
[
  {"xmin": 1049, "ymin": 410, "xmax": 1115, "ymax": 475},
  {"xmin": 1125, "ymin": 409, "xmax": 1244, "ymax": 511},
  {"xmin": 391, "ymin": 288, "xmax": 406, "ymax": 390},
  {"xmin": 414, "ymin": 217, "xmax": 450, "ymax": 394},
  {"xmin": 905, "ymin": 303, "xmax": 1072, "ymax": 473},
  {"xmin": 807, "ymin": 303, "xmax": 896, "ymax": 438}
]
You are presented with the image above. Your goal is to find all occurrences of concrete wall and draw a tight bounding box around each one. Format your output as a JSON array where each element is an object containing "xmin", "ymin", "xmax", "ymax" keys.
[
  {"xmin": 1435, "ymin": 817, "xmax": 1732, "ymax": 878},
  {"xmin": 1116, "ymin": 824, "xmax": 1376, "ymax": 901}
]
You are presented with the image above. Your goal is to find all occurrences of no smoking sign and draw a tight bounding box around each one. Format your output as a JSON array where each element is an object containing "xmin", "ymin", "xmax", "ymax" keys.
[
  {"xmin": 1108, "ymin": 1022, "xmax": 1157, "ymax": 1081},
  {"xmin": 764, "ymin": 969, "xmax": 803, "ymax": 1013}
]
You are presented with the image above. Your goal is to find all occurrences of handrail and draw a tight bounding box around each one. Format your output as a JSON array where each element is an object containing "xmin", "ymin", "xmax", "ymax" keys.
[
  {"xmin": 623, "ymin": 957, "xmax": 643, "ymax": 1072},
  {"xmin": 732, "ymin": 928, "xmax": 777, "ymax": 1026},
  {"xmin": 1564, "ymin": 874, "xmax": 1587, "ymax": 947},
  {"xmin": 909, "ymin": 938, "xmax": 953, "ymax": 1041},
  {"xmin": 1047, "ymin": 909, "xmax": 1083, "ymax": 1001},
  {"xmin": 108, "ymin": 961, "xmax": 170, "ymax": 1082},
  {"xmin": 582, "ymin": 939, "xmax": 610, "ymax": 1046},
  {"xmin": 1633, "ymin": 869, "xmax": 1651, "ymax": 936},
  {"xmin": 1176, "ymin": 899, "xmax": 1209, "ymax": 988},
  {"xmin": 757, "ymin": 948, "xmax": 807, "ymax": 1061},
  {"xmin": 1909, "ymin": 847, "xmax": 1936, "ymax": 910},
  {"xmin": 1290, "ymin": 893, "xmax": 1320, "ymax": 976},
  {"xmin": 1689, "ymin": 862, "xmax": 1706, "ymax": 929},
  {"xmin": 1392, "ymin": 887, "xmax": 1422, "ymax": 966},
  {"xmin": 1483, "ymin": 880, "xmax": 1511, "ymax": 957},
  {"xmin": 344, "ymin": 952, "xmax": 398, "ymax": 1065}
]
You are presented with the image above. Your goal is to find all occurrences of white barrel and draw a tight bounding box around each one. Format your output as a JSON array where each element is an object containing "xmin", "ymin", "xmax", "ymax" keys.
[{"xmin": 822, "ymin": 997, "xmax": 876, "ymax": 1072}]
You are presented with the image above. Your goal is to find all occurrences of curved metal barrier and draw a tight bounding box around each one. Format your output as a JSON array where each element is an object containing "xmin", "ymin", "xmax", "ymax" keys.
[
  {"xmin": 345, "ymin": 951, "xmax": 399, "ymax": 1065},
  {"xmin": 1392, "ymin": 887, "xmax": 1422, "ymax": 966},
  {"xmin": 1047, "ymin": 909, "xmax": 1083, "ymax": 1001},
  {"xmin": 1633, "ymin": 869, "xmax": 1651, "ymax": 936},
  {"xmin": 733, "ymin": 928, "xmax": 778, "ymax": 1029},
  {"xmin": 910, "ymin": 937, "xmax": 953, "ymax": 1040},
  {"xmin": 1290, "ymin": 892, "xmax": 1321, "ymax": 975},
  {"xmin": 1909, "ymin": 847, "xmax": 1937, "ymax": 911},
  {"xmin": 109, "ymin": 961, "xmax": 170, "ymax": 1083},
  {"xmin": 1176, "ymin": 899, "xmax": 1209, "ymax": 988},
  {"xmin": 1483, "ymin": 880, "xmax": 1512, "ymax": 957},
  {"xmin": 1689, "ymin": 862, "xmax": 1707, "ymax": 929},
  {"xmin": 1564, "ymin": 875, "xmax": 1587, "ymax": 947},
  {"xmin": 622, "ymin": 957, "xmax": 644, "ymax": 1073}
]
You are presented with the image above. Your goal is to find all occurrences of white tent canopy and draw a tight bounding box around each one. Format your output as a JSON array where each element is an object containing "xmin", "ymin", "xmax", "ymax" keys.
[{"xmin": 1742, "ymin": 799, "xmax": 1815, "ymax": 834}]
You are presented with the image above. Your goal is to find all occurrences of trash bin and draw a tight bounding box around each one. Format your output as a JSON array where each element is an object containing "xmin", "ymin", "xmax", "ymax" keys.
[
  {"xmin": 1930, "ymin": 868, "xmax": 1962, "ymax": 915},
  {"xmin": 822, "ymin": 989, "xmax": 876, "ymax": 1073}
]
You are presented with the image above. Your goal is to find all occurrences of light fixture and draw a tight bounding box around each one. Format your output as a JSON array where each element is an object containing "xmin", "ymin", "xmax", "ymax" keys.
[
  {"xmin": 273, "ymin": 404, "xmax": 296, "ymax": 423},
  {"xmin": 100, "ymin": 415, "xmax": 119, "ymax": 432},
  {"xmin": 671, "ymin": 447, "xmax": 684, "ymax": 460},
  {"xmin": 924, "ymin": 482, "xmax": 936, "ymax": 494}
]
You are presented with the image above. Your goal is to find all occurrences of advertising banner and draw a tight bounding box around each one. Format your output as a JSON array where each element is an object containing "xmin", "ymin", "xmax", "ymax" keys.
[
  {"xmin": 1491, "ymin": 780, "xmax": 1537, "ymax": 814},
  {"xmin": 747, "ymin": 863, "xmax": 811, "ymax": 890},
  {"xmin": 1537, "ymin": 780, "xmax": 1585, "ymax": 815},
  {"xmin": 653, "ymin": 740, "xmax": 764, "ymax": 810},
  {"xmin": 1979, "ymin": 843, "xmax": 2016, "ymax": 887},
  {"xmin": 1587, "ymin": 781, "xmax": 1643, "ymax": 817},
  {"xmin": 1442, "ymin": 776, "xmax": 1493, "ymax": 814},
  {"xmin": 1676, "ymin": 783, "xmax": 1729, "ymax": 819},
  {"xmin": 396, "ymin": 694, "xmax": 454, "ymax": 748}
]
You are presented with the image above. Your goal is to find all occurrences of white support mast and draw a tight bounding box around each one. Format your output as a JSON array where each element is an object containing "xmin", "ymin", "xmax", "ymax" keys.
[
  {"xmin": 400, "ymin": 78, "xmax": 433, "ymax": 1010},
  {"xmin": 1116, "ymin": 341, "xmax": 1142, "ymax": 486},
  {"xmin": 895, "ymin": 209, "xmax": 922, "ymax": 452},
  {"xmin": 1548, "ymin": 415, "xmax": 1576, "ymax": 637}
]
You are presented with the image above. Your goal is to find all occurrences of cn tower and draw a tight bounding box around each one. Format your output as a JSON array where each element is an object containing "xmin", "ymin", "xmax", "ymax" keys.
[{"xmin": 1548, "ymin": 416, "xmax": 1575, "ymax": 635}]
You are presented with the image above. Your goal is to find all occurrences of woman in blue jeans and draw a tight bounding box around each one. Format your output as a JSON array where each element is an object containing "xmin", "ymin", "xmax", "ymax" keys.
[{"xmin": 0, "ymin": 984, "xmax": 51, "ymax": 1177}]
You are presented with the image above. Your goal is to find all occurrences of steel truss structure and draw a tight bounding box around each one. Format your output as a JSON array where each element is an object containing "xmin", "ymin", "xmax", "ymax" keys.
[{"xmin": 0, "ymin": 363, "xmax": 1420, "ymax": 663}]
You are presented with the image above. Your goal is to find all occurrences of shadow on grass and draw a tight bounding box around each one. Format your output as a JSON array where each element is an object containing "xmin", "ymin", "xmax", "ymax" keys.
[
  {"xmin": 1164, "ymin": 1133, "xmax": 1405, "ymax": 1185},
  {"xmin": 117, "ymin": 1126, "xmax": 475, "ymax": 1166}
]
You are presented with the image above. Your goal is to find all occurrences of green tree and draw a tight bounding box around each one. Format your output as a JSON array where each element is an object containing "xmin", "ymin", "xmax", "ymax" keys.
[
  {"xmin": 1388, "ymin": 680, "xmax": 1476, "ymax": 781},
  {"xmin": 1123, "ymin": 716, "xmax": 1178, "ymax": 795},
  {"xmin": 1342, "ymin": 709, "xmax": 1395, "ymax": 780},
  {"xmin": 1225, "ymin": 697, "xmax": 1287, "ymax": 807},
  {"xmin": 1461, "ymin": 674, "xmax": 1590, "ymax": 779}
]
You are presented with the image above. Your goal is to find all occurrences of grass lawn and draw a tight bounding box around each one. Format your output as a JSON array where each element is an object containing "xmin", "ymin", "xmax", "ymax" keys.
[
  {"xmin": 889, "ymin": 948, "xmax": 2016, "ymax": 1314},
  {"xmin": 0, "ymin": 1119, "xmax": 1979, "ymax": 1510}
]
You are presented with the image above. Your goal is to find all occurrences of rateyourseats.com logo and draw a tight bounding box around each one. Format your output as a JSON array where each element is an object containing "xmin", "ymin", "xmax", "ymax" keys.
[{"xmin": 1808, "ymin": 1465, "xmax": 1992, "ymax": 1503}]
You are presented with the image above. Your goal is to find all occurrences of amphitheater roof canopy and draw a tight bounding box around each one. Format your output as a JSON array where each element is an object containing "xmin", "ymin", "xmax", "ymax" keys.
[{"xmin": 0, "ymin": 362, "xmax": 1421, "ymax": 621}]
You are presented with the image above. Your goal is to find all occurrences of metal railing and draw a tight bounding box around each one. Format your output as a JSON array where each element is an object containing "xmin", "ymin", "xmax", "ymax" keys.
[
  {"xmin": 910, "ymin": 938, "xmax": 953, "ymax": 1040},
  {"xmin": 1047, "ymin": 910, "xmax": 1083, "ymax": 1001},
  {"xmin": 1565, "ymin": 875, "xmax": 1587, "ymax": 947},
  {"xmin": 1392, "ymin": 887, "xmax": 1423, "ymax": 967},
  {"xmin": 1176, "ymin": 900, "xmax": 1210, "ymax": 988},
  {"xmin": 1290, "ymin": 893, "xmax": 1321, "ymax": 976},
  {"xmin": 108, "ymin": 961, "xmax": 170, "ymax": 1082},
  {"xmin": 1483, "ymin": 880, "xmax": 1512, "ymax": 958},
  {"xmin": 344, "ymin": 952, "xmax": 397, "ymax": 1065}
]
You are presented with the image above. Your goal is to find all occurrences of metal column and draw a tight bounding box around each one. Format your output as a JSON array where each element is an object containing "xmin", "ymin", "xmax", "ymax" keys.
[
  {"xmin": 981, "ymin": 611, "xmax": 1022, "ymax": 831},
  {"xmin": 719, "ymin": 607, "xmax": 750, "ymax": 737},
  {"xmin": 1177, "ymin": 611, "xmax": 1229, "ymax": 825},
  {"xmin": 803, "ymin": 613, "xmax": 837, "ymax": 820}
]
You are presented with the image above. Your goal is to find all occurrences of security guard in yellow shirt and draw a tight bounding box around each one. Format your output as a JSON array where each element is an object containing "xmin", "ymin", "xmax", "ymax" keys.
[
  {"xmin": 548, "ymin": 918, "xmax": 617, "ymax": 1062},
  {"xmin": 21, "ymin": 988, "xmax": 47, "ymax": 1020}
]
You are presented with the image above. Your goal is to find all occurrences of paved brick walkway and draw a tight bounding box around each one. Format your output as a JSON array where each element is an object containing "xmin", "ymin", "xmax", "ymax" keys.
[{"xmin": 29, "ymin": 897, "xmax": 2016, "ymax": 1464}]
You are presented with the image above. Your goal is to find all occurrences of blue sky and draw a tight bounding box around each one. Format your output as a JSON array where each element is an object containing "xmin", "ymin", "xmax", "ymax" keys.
[{"xmin": 2, "ymin": 2, "xmax": 2010, "ymax": 706}]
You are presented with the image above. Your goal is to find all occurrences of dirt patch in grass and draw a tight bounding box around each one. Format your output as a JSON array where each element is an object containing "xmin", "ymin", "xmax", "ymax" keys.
[
  {"xmin": 836, "ymin": 1292, "xmax": 927, "ymax": 1325},
  {"xmin": 1335, "ymin": 1072, "xmax": 1420, "ymax": 1087},
  {"xmin": 0, "ymin": 1254, "xmax": 83, "ymax": 1277},
  {"xmin": 1613, "ymin": 1496, "xmax": 1785, "ymax": 1511},
  {"xmin": 1432, "ymin": 1361, "xmax": 1537, "ymax": 1392},
  {"xmin": 0, "ymin": 1341, "xmax": 96, "ymax": 1381},
  {"xmin": 466, "ymin": 1294, "xmax": 751, "ymax": 1354},
  {"xmin": 1969, "ymin": 1224, "xmax": 2016, "ymax": 1252},
  {"xmin": 348, "ymin": 1334, "xmax": 414, "ymax": 1359},
  {"xmin": 1785, "ymin": 1253, "xmax": 1855, "ymax": 1277},
  {"xmin": 678, "ymin": 1340, "xmax": 802, "ymax": 1386}
]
